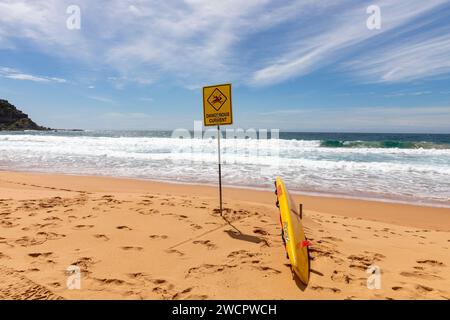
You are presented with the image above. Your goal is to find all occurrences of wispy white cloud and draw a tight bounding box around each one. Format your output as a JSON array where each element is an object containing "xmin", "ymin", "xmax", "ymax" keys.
[
  {"xmin": 250, "ymin": 0, "xmax": 448, "ymax": 85},
  {"xmin": 346, "ymin": 34, "xmax": 450, "ymax": 83},
  {"xmin": 0, "ymin": 66, "xmax": 67, "ymax": 83},
  {"xmin": 0, "ymin": 0, "xmax": 88, "ymax": 59},
  {"xmin": 0, "ymin": 0, "xmax": 449, "ymax": 87}
]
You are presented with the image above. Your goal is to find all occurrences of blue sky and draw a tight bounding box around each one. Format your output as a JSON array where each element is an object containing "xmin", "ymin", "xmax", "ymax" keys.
[{"xmin": 0, "ymin": 0, "xmax": 450, "ymax": 132}]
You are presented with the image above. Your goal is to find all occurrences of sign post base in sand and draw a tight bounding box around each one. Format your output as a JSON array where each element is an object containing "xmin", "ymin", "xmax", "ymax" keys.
[
  {"xmin": 217, "ymin": 125, "xmax": 223, "ymax": 216},
  {"xmin": 203, "ymin": 83, "xmax": 233, "ymax": 217}
]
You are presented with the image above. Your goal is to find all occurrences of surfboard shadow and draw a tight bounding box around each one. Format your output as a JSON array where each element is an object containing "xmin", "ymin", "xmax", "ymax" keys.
[
  {"xmin": 294, "ymin": 274, "xmax": 308, "ymax": 291},
  {"xmin": 281, "ymin": 263, "xmax": 309, "ymax": 291}
]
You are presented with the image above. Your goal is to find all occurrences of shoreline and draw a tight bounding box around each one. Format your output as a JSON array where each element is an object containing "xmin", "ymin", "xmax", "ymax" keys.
[
  {"xmin": 1, "ymin": 131, "xmax": 449, "ymax": 210},
  {"xmin": 1, "ymin": 168, "xmax": 450, "ymax": 210},
  {"xmin": 1, "ymin": 170, "xmax": 449, "ymax": 231}
]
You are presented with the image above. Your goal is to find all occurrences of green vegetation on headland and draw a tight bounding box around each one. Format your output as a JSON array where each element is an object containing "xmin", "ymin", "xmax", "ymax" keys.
[{"xmin": 0, "ymin": 99, "xmax": 49, "ymax": 131}]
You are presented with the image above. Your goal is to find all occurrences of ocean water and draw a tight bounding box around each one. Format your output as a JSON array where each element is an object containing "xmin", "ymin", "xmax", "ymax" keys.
[{"xmin": 0, "ymin": 130, "xmax": 449, "ymax": 207}]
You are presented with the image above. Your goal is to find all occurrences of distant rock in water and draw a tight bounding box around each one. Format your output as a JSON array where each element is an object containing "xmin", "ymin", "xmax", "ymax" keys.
[{"xmin": 0, "ymin": 99, "xmax": 49, "ymax": 131}]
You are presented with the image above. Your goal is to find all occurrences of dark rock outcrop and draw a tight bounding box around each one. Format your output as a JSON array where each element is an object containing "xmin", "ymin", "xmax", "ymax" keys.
[{"xmin": 0, "ymin": 99, "xmax": 49, "ymax": 131}]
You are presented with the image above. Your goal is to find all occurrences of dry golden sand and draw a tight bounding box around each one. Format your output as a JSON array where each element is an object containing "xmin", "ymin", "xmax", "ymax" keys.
[{"xmin": 0, "ymin": 171, "xmax": 449, "ymax": 300}]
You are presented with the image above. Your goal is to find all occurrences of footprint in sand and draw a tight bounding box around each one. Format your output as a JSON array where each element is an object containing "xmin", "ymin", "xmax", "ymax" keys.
[
  {"xmin": 309, "ymin": 245, "xmax": 343, "ymax": 264},
  {"xmin": 125, "ymin": 273, "xmax": 175, "ymax": 297},
  {"xmin": 193, "ymin": 240, "xmax": 216, "ymax": 250},
  {"xmin": 399, "ymin": 271, "xmax": 442, "ymax": 280},
  {"xmin": 93, "ymin": 234, "xmax": 110, "ymax": 241},
  {"xmin": 416, "ymin": 259, "xmax": 445, "ymax": 267},
  {"xmin": 347, "ymin": 252, "xmax": 385, "ymax": 271},
  {"xmin": 0, "ymin": 252, "xmax": 11, "ymax": 260},
  {"xmin": 310, "ymin": 286, "xmax": 341, "ymax": 293},
  {"xmin": 72, "ymin": 224, "xmax": 94, "ymax": 230},
  {"xmin": 43, "ymin": 216, "xmax": 62, "ymax": 222},
  {"xmin": 48, "ymin": 282, "xmax": 62, "ymax": 288},
  {"xmin": 160, "ymin": 201, "xmax": 175, "ymax": 207},
  {"xmin": 190, "ymin": 223, "xmax": 203, "ymax": 230},
  {"xmin": 151, "ymin": 279, "xmax": 175, "ymax": 296},
  {"xmin": 116, "ymin": 225, "xmax": 132, "ymax": 230},
  {"xmin": 121, "ymin": 246, "xmax": 143, "ymax": 251},
  {"xmin": 127, "ymin": 272, "xmax": 149, "ymax": 280},
  {"xmin": 415, "ymin": 284, "xmax": 434, "ymax": 293},
  {"xmin": 15, "ymin": 235, "xmax": 47, "ymax": 247},
  {"xmin": 227, "ymin": 250, "xmax": 261, "ymax": 265},
  {"xmin": 93, "ymin": 278, "xmax": 128, "ymax": 286},
  {"xmin": 149, "ymin": 234, "xmax": 168, "ymax": 240},
  {"xmin": 253, "ymin": 227, "xmax": 269, "ymax": 236},
  {"xmin": 28, "ymin": 252, "xmax": 53, "ymax": 258},
  {"xmin": 0, "ymin": 219, "xmax": 19, "ymax": 228},
  {"xmin": 172, "ymin": 287, "xmax": 208, "ymax": 300},
  {"xmin": 331, "ymin": 270, "xmax": 354, "ymax": 284},
  {"xmin": 36, "ymin": 231, "xmax": 66, "ymax": 241},
  {"xmin": 136, "ymin": 208, "xmax": 159, "ymax": 215},
  {"xmin": 138, "ymin": 199, "xmax": 154, "ymax": 206},
  {"xmin": 323, "ymin": 236, "xmax": 343, "ymax": 242},
  {"xmin": 166, "ymin": 249, "xmax": 184, "ymax": 256},
  {"xmin": 71, "ymin": 257, "xmax": 96, "ymax": 273},
  {"xmin": 254, "ymin": 266, "xmax": 281, "ymax": 275},
  {"xmin": 186, "ymin": 264, "xmax": 236, "ymax": 278}
]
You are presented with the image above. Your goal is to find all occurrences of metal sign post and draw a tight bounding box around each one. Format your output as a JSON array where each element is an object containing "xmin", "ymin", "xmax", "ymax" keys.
[
  {"xmin": 202, "ymin": 83, "xmax": 233, "ymax": 217},
  {"xmin": 217, "ymin": 125, "xmax": 223, "ymax": 216}
]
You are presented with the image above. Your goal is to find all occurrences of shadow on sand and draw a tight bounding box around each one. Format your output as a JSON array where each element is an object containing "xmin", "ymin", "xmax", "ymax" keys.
[
  {"xmin": 222, "ymin": 215, "xmax": 315, "ymax": 292},
  {"xmin": 222, "ymin": 216, "xmax": 269, "ymax": 245},
  {"xmin": 224, "ymin": 229, "xmax": 266, "ymax": 244}
]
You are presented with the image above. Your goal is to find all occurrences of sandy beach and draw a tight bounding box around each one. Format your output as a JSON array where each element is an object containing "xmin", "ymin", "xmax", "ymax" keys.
[{"xmin": 0, "ymin": 170, "xmax": 448, "ymax": 300}]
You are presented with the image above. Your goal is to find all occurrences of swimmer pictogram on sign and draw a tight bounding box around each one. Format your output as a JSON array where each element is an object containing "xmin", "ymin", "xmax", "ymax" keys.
[{"xmin": 207, "ymin": 88, "xmax": 227, "ymax": 111}]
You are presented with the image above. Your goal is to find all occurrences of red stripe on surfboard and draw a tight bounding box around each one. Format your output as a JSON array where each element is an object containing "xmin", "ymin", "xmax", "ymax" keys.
[
  {"xmin": 276, "ymin": 183, "xmax": 283, "ymax": 197},
  {"xmin": 296, "ymin": 240, "xmax": 312, "ymax": 249}
]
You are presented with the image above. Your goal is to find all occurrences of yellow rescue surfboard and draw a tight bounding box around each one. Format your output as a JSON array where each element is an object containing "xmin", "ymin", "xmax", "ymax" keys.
[{"xmin": 275, "ymin": 177, "xmax": 310, "ymax": 285}]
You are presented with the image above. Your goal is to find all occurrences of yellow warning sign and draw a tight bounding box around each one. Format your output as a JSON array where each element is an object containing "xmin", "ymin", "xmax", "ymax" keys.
[{"xmin": 203, "ymin": 83, "xmax": 233, "ymax": 126}]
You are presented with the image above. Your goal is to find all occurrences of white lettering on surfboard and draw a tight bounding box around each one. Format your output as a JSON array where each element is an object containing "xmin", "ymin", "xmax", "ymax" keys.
[{"xmin": 283, "ymin": 222, "xmax": 289, "ymax": 242}]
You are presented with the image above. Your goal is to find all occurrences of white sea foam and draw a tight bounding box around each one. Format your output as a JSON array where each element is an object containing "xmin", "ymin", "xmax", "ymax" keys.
[{"xmin": 0, "ymin": 133, "xmax": 449, "ymax": 207}]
